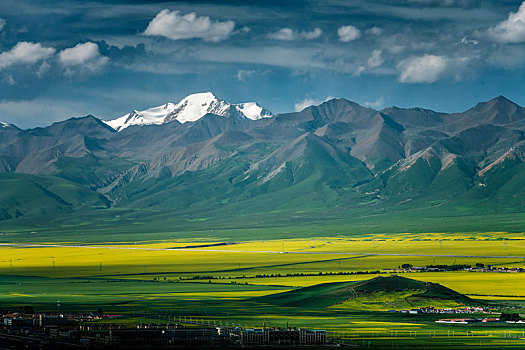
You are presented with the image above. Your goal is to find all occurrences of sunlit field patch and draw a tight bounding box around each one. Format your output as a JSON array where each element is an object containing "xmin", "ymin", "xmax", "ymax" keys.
[{"xmin": 1, "ymin": 234, "xmax": 525, "ymax": 348}]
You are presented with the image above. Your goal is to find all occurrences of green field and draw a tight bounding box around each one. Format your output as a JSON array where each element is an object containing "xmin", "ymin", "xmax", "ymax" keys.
[{"xmin": 1, "ymin": 234, "xmax": 525, "ymax": 348}]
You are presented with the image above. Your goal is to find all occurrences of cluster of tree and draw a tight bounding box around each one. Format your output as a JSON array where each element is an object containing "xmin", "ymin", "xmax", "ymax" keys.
[
  {"xmin": 184, "ymin": 275, "xmax": 218, "ymax": 280},
  {"xmin": 179, "ymin": 271, "xmax": 383, "ymax": 281},
  {"xmin": 241, "ymin": 271, "xmax": 382, "ymax": 278},
  {"xmin": 152, "ymin": 277, "xmax": 168, "ymax": 281},
  {"xmin": 426, "ymin": 264, "xmax": 472, "ymax": 271},
  {"xmin": 399, "ymin": 263, "xmax": 490, "ymax": 271},
  {"xmin": 500, "ymin": 313, "xmax": 523, "ymax": 322}
]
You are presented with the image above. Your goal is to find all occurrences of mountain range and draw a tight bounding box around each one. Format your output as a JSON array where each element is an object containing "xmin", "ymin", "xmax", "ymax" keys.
[{"xmin": 1, "ymin": 93, "xmax": 525, "ymax": 230}]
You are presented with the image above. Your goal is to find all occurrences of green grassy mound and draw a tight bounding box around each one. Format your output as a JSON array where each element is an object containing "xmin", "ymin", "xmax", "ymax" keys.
[{"xmin": 258, "ymin": 275, "xmax": 475, "ymax": 311}]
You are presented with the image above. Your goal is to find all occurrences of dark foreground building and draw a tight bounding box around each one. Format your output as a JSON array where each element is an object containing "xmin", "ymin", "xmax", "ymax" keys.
[
  {"xmin": 240, "ymin": 328, "xmax": 327, "ymax": 347},
  {"xmin": 0, "ymin": 312, "xmax": 327, "ymax": 349}
]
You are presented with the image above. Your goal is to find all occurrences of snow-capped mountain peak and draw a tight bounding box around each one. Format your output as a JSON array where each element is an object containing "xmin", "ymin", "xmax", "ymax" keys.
[
  {"xmin": 165, "ymin": 92, "xmax": 230, "ymax": 124},
  {"xmin": 104, "ymin": 92, "xmax": 273, "ymax": 132}
]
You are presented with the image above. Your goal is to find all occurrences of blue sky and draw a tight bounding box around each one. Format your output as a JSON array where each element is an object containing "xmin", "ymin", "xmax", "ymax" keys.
[{"xmin": 1, "ymin": 0, "xmax": 525, "ymax": 128}]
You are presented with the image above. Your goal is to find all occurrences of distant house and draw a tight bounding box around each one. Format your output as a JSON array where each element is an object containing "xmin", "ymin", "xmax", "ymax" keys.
[{"xmin": 435, "ymin": 318, "xmax": 479, "ymax": 324}]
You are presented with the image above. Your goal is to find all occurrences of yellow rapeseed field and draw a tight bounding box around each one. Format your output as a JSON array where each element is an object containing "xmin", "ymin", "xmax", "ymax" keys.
[{"xmin": 0, "ymin": 233, "xmax": 524, "ymax": 302}]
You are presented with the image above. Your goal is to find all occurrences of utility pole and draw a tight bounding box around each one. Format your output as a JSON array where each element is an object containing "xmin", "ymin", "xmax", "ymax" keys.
[{"xmin": 57, "ymin": 300, "xmax": 61, "ymax": 329}]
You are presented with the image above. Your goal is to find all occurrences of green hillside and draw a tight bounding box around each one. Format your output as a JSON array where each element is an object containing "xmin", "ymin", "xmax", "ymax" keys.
[
  {"xmin": 258, "ymin": 275, "xmax": 475, "ymax": 310},
  {"xmin": 0, "ymin": 173, "xmax": 110, "ymax": 220},
  {"xmin": 3, "ymin": 97, "xmax": 525, "ymax": 240}
]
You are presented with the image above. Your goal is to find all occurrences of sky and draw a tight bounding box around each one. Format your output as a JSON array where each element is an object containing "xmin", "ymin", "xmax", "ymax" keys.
[{"xmin": 1, "ymin": 0, "xmax": 525, "ymax": 128}]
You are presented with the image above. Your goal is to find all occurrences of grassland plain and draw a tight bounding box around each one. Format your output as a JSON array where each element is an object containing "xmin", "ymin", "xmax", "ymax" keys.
[
  {"xmin": 1, "ymin": 234, "xmax": 525, "ymax": 348},
  {"xmin": 3, "ymin": 207, "xmax": 525, "ymax": 244}
]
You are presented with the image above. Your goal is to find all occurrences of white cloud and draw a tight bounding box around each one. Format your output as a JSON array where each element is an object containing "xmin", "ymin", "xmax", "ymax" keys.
[
  {"xmin": 143, "ymin": 9, "xmax": 235, "ymax": 42},
  {"xmin": 300, "ymin": 28, "xmax": 322, "ymax": 40},
  {"xmin": 268, "ymin": 27, "xmax": 323, "ymax": 40},
  {"xmin": 366, "ymin": 26, "xmax": 383, "ymax": 36},
  {"xmin": 268, "ymin": 28, "xmax": 295, "ymax": 41},
  {"xmin": 396, "ymin": 54, "xmax": 470, "ymax": 83},
  {"xmin": 367, "ymin": 49, "xmax": 384, "ymax": 68},
  {"xmin": 58, "ymin": 42, "xmax": 109, "ymax": 76},
  {"xmin": 235, "ymin": 69, "xmax": 255, "ymax": 82},
  {"xmin": 354, "ymin": 49, "xmax": 384, "ymax": 76},
  {"xmin": 397, "ymin": 54, "xmax": 449, "ymax": 83},
  {"xmin": 461, "ymin": 36, "xmax": 479, "ymax": 45},
  {"xmin": 0, "ymin": 18, "xmax": 5, "ymax": 31},
  {"xmin": 338, "ymin": 25, "xmax": 361, "ymax": 42},
  {"xmin": 294, "ymin": 98, "xmax": 319, "ymax": 112},
  {"xmin": 0, "ymin": 42, "xmax": 55, "ymax": 69},
  {"xmin": 294, "ymin": 96, "xmax": 334, "ymax": 112},
  {"xmin": 364, "ymin": 96, "xmax": 384, "ymax": 109},
  {"xmin": 487, "ymin": 1, "xmax": 525, "ymax": 43},
  {"xmin": 37, "ymin": 61, "xmax": 51, "ymax": 78},
  {"xmin": 354, "ymin": 66, "xmax": 366, "ymax": 76}
]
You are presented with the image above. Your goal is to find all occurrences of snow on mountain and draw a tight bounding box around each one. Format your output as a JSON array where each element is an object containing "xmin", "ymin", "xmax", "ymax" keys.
[
  {"xmin": 105, "ymin": 103, "xmax": 177, "ymax": 132},
  {"xmin": 235, "ymin": 102, "xmax": 273, "ymax": 121},
  {"xmin": 0, "ymin": 122, "xmax": 17, "ymax": 129},
  {"xmin": 105, "ymin": 92, "xmax": 273, "ymax": 132}
]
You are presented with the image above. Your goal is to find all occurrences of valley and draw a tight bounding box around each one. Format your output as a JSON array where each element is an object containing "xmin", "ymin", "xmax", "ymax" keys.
[
  {"xmin": 1, "ymin": 235, "xmax": 525, "ymax": 348},
  {"xmin": 2, "ymin": 95, "xmax": 525, "ymax": 348},
  {"xmin": 5, "ymin": 0, "xmax": 525, "ymax": 347}
]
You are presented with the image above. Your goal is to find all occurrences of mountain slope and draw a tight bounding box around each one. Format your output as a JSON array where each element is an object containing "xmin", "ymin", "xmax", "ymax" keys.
[
  {"xmin": 1, "ymin": 95, "xmax": 525, "ymax": 225},
  {"xmin": 0, "ymin": 173, "xmax": 110, "ymax": 220},
  {"xmin": 0, "ymin": 116, "xmax": 116, "ymax": 175}
]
